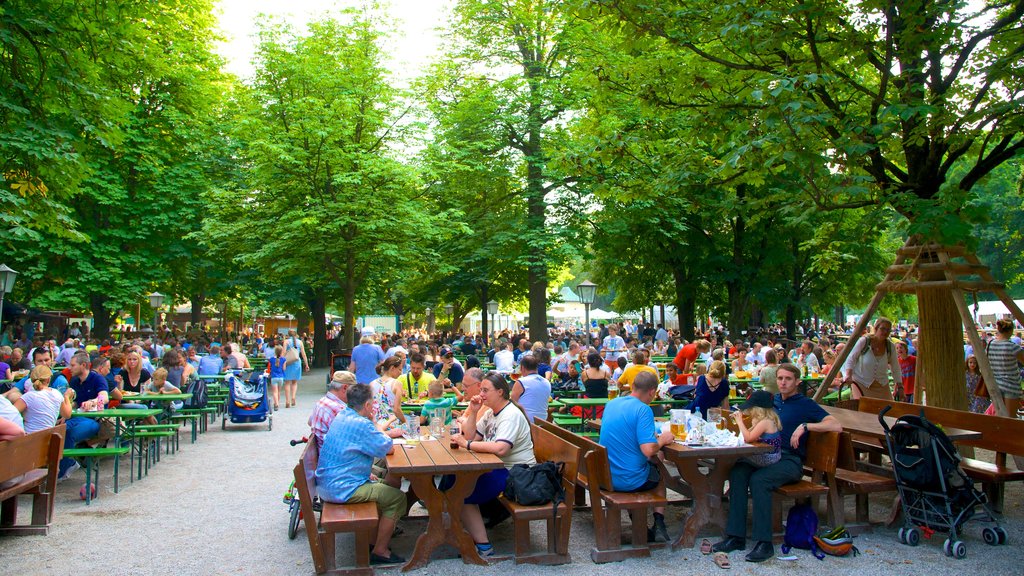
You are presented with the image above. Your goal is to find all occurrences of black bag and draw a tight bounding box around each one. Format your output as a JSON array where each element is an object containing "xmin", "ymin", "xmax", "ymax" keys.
[
  {"xmin": 504, "ymin": 461, "xmax": 565, "ymax": 518},
  {"xmin": 667, "ymin": 384, "xmax": 696, "ymax": 400},
  {"xmin": 183, "ymin": 372, "xmax": 208, "ymax": 409}
]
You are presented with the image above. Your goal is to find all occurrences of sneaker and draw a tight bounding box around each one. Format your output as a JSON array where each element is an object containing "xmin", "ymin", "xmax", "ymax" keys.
[
  {"xmin": 370, "ymin": 551, "xmax": 405, "ymax": 565},
  {"xmin": 58, "ymin": 461, "xmax": 81, "ymax": 482},
  {"xmin": 476, "ymin": 543, "xmax": 495, "ymax": 558}
]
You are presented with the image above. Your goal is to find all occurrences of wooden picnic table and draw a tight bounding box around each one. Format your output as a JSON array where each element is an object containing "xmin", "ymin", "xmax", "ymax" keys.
[
  {"xmin": 585, "ymin": 417, "xmax": 769, "ymax": 548},
  {"xmin": 385, "ymin": 432, "xmax": 503, "ymax": 571},
  {"xmin": 822, "ymin": 406, "xmax": 983, "ymax": 442}
]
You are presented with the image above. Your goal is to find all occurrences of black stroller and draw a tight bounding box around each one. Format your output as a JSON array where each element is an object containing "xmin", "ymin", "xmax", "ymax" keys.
[{"xmin": 878, "ymin": 405, "xmax": 1007, "ymax": 558}]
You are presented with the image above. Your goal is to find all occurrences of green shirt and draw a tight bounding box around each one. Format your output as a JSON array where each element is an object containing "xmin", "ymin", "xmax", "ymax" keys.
[{"xmin": 422, "ymin": 396, "xmax": 456, "ymax": 424}]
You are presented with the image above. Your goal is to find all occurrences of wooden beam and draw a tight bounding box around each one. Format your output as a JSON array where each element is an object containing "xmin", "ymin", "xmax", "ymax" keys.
[
  {"xmin": 885, "ymin": 262, "xmax": 988, "ymax": 275},
  {"xmin": 876, "ymin": 280, "xmax": 1004, "ymax": 293},
  {"xmin": 814, "ymin": 278, "xmax": 890, "ymax": 401},
  {"xmin": 897, "ymin": 244, "xmax": 969, "ymax": 258}
]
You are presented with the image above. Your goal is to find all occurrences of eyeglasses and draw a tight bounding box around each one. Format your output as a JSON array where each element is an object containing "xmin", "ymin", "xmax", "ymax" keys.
[{"xmin": 479, "ymin": 387, "xmax": 494, "ymax": 394}]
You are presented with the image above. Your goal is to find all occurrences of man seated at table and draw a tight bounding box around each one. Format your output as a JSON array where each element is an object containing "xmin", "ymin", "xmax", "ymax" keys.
[
  {"xmin": 492, "ymin": 342, "xmax": 515, "ymax": 374},
  {"xmin": 600, "ymin": 370, "xmax": 675, "ymax": 542},
  {"xmin": 617, "ymin": 350, "xmax": 659, "ymax": 393},
  {"xmin": 431, "ymin": 346, "xmax": 464, "ymax": 390},
  {"xmin": 4, "ymin": 347, "xmax": 69, "ymax": 402},
  {"xmin": 308, "ymin": 371, "xmax": 353, "ymax": 448},
  {"xmin": 397, "ymin": 353, "xmax": 435, "ymax": 400},
  {"xmin": 198, "ymin": 345, "xmax": 224, "ymax": 375},
  {"xmin": 712, "ymin": 363, "xmax": 842, "ymax": 562},
  {"xmin": 316, "ymin": 383, "xmax": 405, "ymax": 565},
  {"xmin": 511, "ymin": 354, "xmax": 551, "ymax": 424},
  {"xmin": 58, "ymin": 351, "xmax": 110, "ymax": 480}
]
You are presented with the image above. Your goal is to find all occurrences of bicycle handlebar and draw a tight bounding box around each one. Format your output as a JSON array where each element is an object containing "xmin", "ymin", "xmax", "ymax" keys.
[{"xmin": 289, "ymin": 437, "xmax": 309, "ymax": 446}]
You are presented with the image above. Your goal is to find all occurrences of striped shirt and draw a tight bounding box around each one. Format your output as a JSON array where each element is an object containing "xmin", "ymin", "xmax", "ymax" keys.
[{"xmin": 987, "ymin": 339, "xmax": 1022, "ymax": 395}]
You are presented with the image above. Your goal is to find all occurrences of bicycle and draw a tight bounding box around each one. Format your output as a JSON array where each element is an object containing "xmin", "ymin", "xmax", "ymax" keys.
[{"xmin": 284, "ymin": 436, "xmax": 308, "ymax": 539}]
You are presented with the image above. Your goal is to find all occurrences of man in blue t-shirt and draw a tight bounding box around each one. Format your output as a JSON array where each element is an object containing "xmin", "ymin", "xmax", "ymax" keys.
[
  {"xmin": 713, "ymin": 363, "xmax": 841, "ymax": 563},
  {"xmin": 431, "ymin": 346, "xmax": 464, "ymax": 387},
  {"xmin": 197, "ymin": 346, "xmax": 224, "ymax": 375},
  {"xmin": 59, "ymin": 352, "xmax": 110, "ymax": 479},
  {"xmin": 350, "ymin": 336, "xmax": 385, "ymax": 385},
  {"xmin": 599, "ymin": 371, "xmax": 674, "ymax": 542}
]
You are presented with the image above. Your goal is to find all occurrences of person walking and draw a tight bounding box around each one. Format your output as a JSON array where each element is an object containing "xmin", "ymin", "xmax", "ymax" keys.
[{"xmin": 283, "ymin": 329, "xmax": 308, "ymax": 408}]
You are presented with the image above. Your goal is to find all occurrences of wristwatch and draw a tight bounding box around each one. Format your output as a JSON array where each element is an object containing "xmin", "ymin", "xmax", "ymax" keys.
[{"xmin": 801, "ymin": 423, "xmax": 809, "ymax": 434}]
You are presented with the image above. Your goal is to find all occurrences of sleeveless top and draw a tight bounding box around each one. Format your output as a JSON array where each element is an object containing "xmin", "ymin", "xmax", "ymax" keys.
[
  {"xmin": 746, "ymin": 431, "xmax": 782, "ymax": 468},
  {"xmin": 583, "ymin": 372, "xmax": 609, "ymax": 399}
]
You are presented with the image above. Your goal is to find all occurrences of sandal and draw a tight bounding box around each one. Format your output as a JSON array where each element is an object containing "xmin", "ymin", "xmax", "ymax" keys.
[
  {"xmin": 713, "ymin": 552, "xmax": 731, "ymax": 569},
  {"xmin": 701, "ymin": 538, "xmax": 714, "ymax": 555}
]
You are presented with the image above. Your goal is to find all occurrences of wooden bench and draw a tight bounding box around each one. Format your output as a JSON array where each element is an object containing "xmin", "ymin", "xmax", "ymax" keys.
[
  {"xmin": 294, "ymin": 440, "xmax": 378, "ymax": 575},
  {"xmin": 534, "ymin": 418, "xmax": 667, "ymax": 563},
  {"xmin": 498, "ymin": 424, "xmax": 581, "ymax": 565},
  {"xmin": 859, "ymin": 397, "xmax": 1024, "ymax": 512},
  {"xmin": 773, "ymin": 431, "xmax": 841, "ymax": 532},
  {"xmin": 0, "ymin": 424, "xmax": 66, "ymax": 535},
  {"xmin": 833, "ymin": 431, "xmax": 897, "ymax": 525}
]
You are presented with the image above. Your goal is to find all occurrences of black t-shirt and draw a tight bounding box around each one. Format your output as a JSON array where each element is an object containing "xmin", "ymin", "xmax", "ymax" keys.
[
  {"xmin": 460, "ymin": 341, "xmax": 478, "ymax": 355},
  {"xmin": 121, "ymin": 369, "xmax": 152, "ymax": 394}
]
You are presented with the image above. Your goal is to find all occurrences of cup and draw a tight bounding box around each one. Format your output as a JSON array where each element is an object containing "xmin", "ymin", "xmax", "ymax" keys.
[
  {"xmin": 404, "ymin": 421, "xmax": 420, "ymax": 446},
  {"xmin": 708, "ymin": 408, "xmax": 723, "ymax": 430},
  {"xmin": 670, "ymin": 409, "xmax": 687, "ymax": 441},
  {"xmin": 430, "ymin": 416, "xmax": 443, "ymax": 439}
]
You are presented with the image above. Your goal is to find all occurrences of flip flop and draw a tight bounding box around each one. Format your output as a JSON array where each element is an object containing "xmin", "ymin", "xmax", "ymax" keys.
[
  {"xmin": 713, "ymin": 552, "xmax": 732, "ymax": 569},
  {"xmin": 701, "ymin": 538, "xmax": 714, "ymax": 555}
]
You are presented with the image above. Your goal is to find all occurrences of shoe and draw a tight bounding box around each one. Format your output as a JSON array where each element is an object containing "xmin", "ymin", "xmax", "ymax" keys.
[
  {"xmin": 476, "ymin": 543, "xmax": 495, "ymax": 558},
  {"xmin": 744, "ymin": 541, "xmax": 774, "ymax": 563},
  {"xmin": 58, "ymin": 461, "xmax": 81, "ymax": 482},
  {"xmin": 274, "ymin": 403, "xmax": 279, "ymax": 410},
  {"xmin": 711, "ymin": 536, "xmax": 746, "ymax": 553},
  {"xmin": 654, "ymin": 521, "xmax": 670, "ymax": 543},
  {"xmin": 370, "ymin": 551, "xmax": 405, "ymax": 565}
]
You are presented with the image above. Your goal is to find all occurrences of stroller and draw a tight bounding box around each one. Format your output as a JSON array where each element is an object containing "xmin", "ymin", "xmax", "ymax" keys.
[
  {"xmin": 878, "ymin": 405, "xmax": 1007, "ymax": 558},
  {"xmin": 222, "ymin": 370, "xmax": 272, "ymax": 431}
]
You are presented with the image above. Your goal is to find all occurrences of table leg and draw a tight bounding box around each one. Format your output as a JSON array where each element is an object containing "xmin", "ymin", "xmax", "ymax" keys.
[
  {"xmin": 667, "ymin": 455, "xmax": 739, "ymax": 549},
  {"xmin": 113, "ymin": 417, "xmax": 122, "ymax": 493},
  {"xmin": 401, "ymin": 470, "xmax": 487, "ymax": 572}
]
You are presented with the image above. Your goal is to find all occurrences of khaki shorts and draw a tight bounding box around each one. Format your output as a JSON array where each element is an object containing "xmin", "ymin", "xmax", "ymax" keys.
[{"xmin": 347, "ymin": 481, "xmax": 405, "ymax": 521}]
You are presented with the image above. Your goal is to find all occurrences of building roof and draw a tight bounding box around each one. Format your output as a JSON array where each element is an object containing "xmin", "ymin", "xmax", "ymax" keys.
[{"xmin": 558, "ymin": 286, "xmax": 580, "ymax": 303}]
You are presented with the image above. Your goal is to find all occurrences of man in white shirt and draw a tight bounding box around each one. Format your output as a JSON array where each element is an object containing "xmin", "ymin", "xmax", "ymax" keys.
[
  {"xmin": 493, "ymin": 342, "xmax": 515, "ymax": 373},
  {"xmin": 600, "ymin": 325, "xmax": 627, "ymax": 372},
  {"xmin": 384, "ymin": 338, "xmax": 407, "ymax": 360},
  {"xmin": 745, "ymin": 343, "xmax": 766, "ymax": 365}
]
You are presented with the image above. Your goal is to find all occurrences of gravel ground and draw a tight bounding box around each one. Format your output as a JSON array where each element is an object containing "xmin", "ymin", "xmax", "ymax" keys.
[{"xmin": 2, "ymin": 368, "xmax": 1021, "ymax": 575}]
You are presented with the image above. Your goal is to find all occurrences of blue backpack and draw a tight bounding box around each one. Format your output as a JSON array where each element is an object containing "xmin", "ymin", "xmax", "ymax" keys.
[{"xmin": 781, "ymin": 503, "xmax": 825, "ymax": 560}]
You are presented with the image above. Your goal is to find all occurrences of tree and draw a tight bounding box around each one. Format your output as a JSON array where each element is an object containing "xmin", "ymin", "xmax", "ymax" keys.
[
  {"xmin": 207, "ymin": 13, "xmax": 444, "ymax": 353},
  {"xmin": 588, "ymin": 0, "xmax": 1024, "ymax": 409},
  {"xmin": 439, "ymin": 0, "xmax": 587, "ymax": 341}
]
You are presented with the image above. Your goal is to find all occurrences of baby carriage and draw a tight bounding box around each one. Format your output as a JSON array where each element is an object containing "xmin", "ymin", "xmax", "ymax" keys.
[
  {"xmin": 222, "ymin": 370, "xmax": 272, "ymax": 431},
  {"xmin": 878, "ymin": 405, "xmax": 1007, "ymax": 558}
]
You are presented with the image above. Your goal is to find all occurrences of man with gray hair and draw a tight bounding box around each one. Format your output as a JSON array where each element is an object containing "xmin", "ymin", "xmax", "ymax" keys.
[{"xmin": 308, "ymin": 371, "xmax": 354, "ymax": 448}]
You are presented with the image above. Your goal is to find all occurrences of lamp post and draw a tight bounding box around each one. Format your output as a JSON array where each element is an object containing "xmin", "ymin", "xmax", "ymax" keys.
[
  {"xmin": 444, "ymin": 304, "xmax": 454, "ymax": 331},
  {"xmin": 577, "ymin": 280, "xmax": 597, "ymax": 343},
  {"xmin": 148, "ymin": 292, "xmax": 165, "ymax": 334},
  {"xmin": 0, "ymin": 264, "xmax": 18, "ymax": 334},
  {"xmin": 487, "ymin": 300, "xmax": 499, "ymax": 346},
  {"xmin": 425, "ymin": 307, "xmax": 433, "ymax": 333}
]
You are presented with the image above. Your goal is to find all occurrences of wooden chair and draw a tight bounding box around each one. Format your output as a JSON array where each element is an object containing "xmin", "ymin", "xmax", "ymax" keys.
[
  {"xmin": 293, "ymin": 441, "xmax": 379, "ymax": 575},
  {"xmin": 0, "ymin": 424, "xmax": 66, "ymax": 535},
  {"xmin": 498, "ymin": 424, "xmax": 582, "ymax": 565},
  {"xmin": 773, "ymin": 431, "xmax": 841, "ymax": 532}
]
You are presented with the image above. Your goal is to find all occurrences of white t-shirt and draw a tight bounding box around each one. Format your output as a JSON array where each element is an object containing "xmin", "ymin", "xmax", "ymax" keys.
[
  {"xmin": 21, "ymin": 387, "xmax": 63, "ymax": 433},
  {"xmin": 0, "ymin": 394, "xmax": 24, "ymax": 431},
  {"xmin": 516, "ymin": 374, "xmax": 551, "ymax": 424},
  {"xmin": 475, "ymin": 403, "xmax": 536, "ymax": 469},
  {"xmin": 493, "ymin": 350, "xmax": 515, "ymax": 373}
]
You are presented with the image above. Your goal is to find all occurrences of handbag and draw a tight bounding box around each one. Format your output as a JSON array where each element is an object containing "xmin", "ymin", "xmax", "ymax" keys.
[
  {"xmin": 285, "ymin": 338, "xmax": 300, "ymax": 363},
  {"xmin": 504, "ymin": 461, "xmax": 565, "ymax": 518},
  {"xmin": 973, "ymin": 375, "xmax": 989, "ymax": 399}
]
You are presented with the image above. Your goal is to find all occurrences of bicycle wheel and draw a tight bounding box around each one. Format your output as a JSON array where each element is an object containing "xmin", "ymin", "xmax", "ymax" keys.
[{"xmin": 288, "ymin": 499, "xmax": 301, "ymax": 539}]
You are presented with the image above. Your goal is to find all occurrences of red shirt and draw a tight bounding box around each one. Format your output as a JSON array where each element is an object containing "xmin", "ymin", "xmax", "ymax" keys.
[
  {"xmin": 899, "ymin": 355, "xmax": 917, "ymax": 395},
  {"xmin": 673, "ymin": 343, "xmax": 699, "ymax": 372}
]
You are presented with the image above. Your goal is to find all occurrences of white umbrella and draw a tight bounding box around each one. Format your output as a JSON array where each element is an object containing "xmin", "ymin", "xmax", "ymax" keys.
[{"xmin": 589, "ymin": 308, "xmax": 620, "ymax": 321}]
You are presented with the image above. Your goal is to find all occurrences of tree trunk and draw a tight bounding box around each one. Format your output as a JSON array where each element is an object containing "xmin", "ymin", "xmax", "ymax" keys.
[
  {"xmin": 671, "ymin": 266, "xmax": 696, "ymax": 340},
  {"xmin": 917, "ymin": 270, "xmax": 967, "ymax": 409},
  {"xmin": 834, "ymin": 304, "xmax": 845, "ymax": 325},
  {"xmin": 294, "ymin": 308, "xmax": 310, "ymax": 336},
  {"xmin": 479, "ymin": 284, "xmax": 490, "ymax": 346},
  {"xmin": 308, "ymin": 292, "xmax": 328, "ymax": 368},
  {"xmin": 190, "ymin": 293, "xmax": 205, "ymax": 326},
  {"xmin": 89, "ymin": 294, "xmax": 115, "ymax": 340},
  {"xmin": 341, "ymin": 252, "xmax": 357, "ymax": 351},
  {"xmin": 785, "ymin": 303, "xmax": 797, "ymax": 341}
]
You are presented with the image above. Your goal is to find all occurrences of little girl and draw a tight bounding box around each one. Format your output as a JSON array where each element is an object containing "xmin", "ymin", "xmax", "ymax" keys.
[{"xmin": 732, "ymin": 390, "xmax": 782, "ymax": 467}]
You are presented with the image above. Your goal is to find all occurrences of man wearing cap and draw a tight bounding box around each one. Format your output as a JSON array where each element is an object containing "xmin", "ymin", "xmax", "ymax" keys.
[
  {"xmin": 431, "ymin": 346, "xmax": 464, "ymax": 389},
  {"xmin": 309, "ymin": 371, "xmax": 354, "ymax": 448},
  {"xmin": 713, "ymin": 363, "xmax": 842, "ymax": 562}
]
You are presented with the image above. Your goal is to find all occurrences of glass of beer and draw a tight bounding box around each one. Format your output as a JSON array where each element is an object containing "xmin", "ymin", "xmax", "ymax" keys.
[
  {"xmin": 709, "ymin": 408, "xmax": 723, "ymax": 430},
  {"xmin": 670, "ymin": 409, "xmax": 687, "ymax": 441}
]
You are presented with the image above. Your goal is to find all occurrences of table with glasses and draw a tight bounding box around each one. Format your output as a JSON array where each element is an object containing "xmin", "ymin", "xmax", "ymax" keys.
[{"xmin": 385, "ymin": 429, "xmax": 503, "ymax": 571}]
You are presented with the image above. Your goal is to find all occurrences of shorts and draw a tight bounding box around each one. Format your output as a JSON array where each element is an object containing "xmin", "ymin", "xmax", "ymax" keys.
[
  {"xmin": 345, "ymin": 481, "xmax": 405, "ymax": 521},
  {"xmin": 440, "ymin": 467, "xmax": 510, "ymax": 504},
  {"xmin": 271, "ymin": 377, "xmax": 284, "ymax": 387}
]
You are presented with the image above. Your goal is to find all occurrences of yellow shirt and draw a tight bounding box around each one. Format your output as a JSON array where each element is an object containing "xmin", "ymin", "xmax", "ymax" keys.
[
  {"xmin": 399, "ymin": 371, "xmax": 436, "ymax": 398},
  {"xmin": 618, "ymin": 365, "xmax": 659, "ymax": 390}
]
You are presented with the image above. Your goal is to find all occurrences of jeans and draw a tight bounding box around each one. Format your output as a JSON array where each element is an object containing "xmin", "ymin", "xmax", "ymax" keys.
[
  {"xmin": 59, "ymin": 416, "xmax": 101, "ymax": 475},
  {"xmin": 726, "ymin": 453, "xmax": 803, "ymax": 542}
]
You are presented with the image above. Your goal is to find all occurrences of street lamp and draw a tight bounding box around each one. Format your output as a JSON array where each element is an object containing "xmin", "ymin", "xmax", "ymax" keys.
[
  {"xmin": 148, "ymin": 292, "xmax": 165, "ymax": 334},
  {"xmin": 425, "ymin": 307, "xmax": 432, "ymax": 332},
  {"xmin": 487, "ymin": 300, "xmax": 499, "ymax": 345},
  {"xmin": 0, "ymin": 264, "xmax": 18, "ymax": 334},
  {"xmin": 577, "ymin": 280, "xmax": 597, "ymax": 340},
  {"xmin": 444, "ymin": 304, "xmax": 453, "ymax": 331}
]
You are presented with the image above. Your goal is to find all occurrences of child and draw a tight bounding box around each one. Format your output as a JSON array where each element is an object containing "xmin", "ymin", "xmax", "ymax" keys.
[
  {"xmin": 420, "ymin": 380, "xmax": 456, "ymax": 425},
  {"xmin": 268, "ymin": 345, "xmax": 286, "ymax": 410},
  {"xmin": 731, "ymin": 390, "xmax": 782, "ymax": 467},
  {"xmin": 149, "ymin": 367, "xmax": 183, "ymax": 411},
  {"xmin": 610, "ymin": 356, "xmax": 627, "ymax": 388}
]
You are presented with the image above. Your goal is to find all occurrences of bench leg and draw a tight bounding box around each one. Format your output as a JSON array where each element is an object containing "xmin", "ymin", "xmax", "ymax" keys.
[
  {"xmin": 514, "ymin": 517, "xmax": 531, "ymax": 558},
  {"xmin": 321, "ymin": 531, "xmax": 337, "ymax": 572},
  {"xmin": 1, "ymin": 497, "xmax": 16, "ymax": 526},
  {"xmin": 353, "ymin": 527, "xmax": 372, "ymax": 568},
  {"xmin": 113, "ymin": 449, "xmax": 121, "ymax": 494}
]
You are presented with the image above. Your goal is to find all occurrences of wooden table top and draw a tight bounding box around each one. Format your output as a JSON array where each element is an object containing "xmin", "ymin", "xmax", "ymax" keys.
[
  {"xmin": 386, "ymin": 437, "xmax": 503, "ymax": 475},
  {"xmin": 823, "ymin": 406, "xmax": 983, "ymax": 442}
]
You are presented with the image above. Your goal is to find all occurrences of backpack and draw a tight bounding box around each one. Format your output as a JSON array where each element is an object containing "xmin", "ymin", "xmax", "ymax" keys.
[
  {"xmin": 504, "ymin": 461, "xmax": 565, "ymax": 519},
  {"xmin": 781, "ymin": 503, "xmax": 825, "ymax": 560},
  {"xmin": 667, "ymin": 384, "xmax": 697, "ymax": 400},
  {"xmin": 183, "ymin": 372, "xmax": 208, "ymax": 409}
]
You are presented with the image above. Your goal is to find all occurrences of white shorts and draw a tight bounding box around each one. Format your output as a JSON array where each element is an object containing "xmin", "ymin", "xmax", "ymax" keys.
[{"xmin": 271, "ymin": 377, "xmax": 284, "ymax": 387}]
